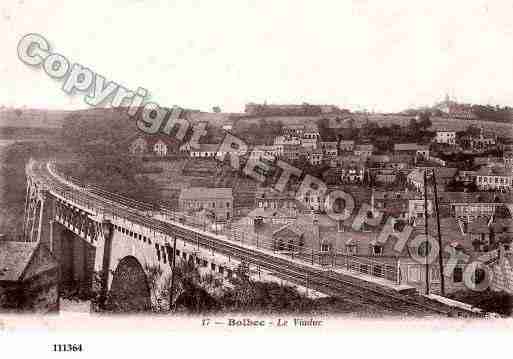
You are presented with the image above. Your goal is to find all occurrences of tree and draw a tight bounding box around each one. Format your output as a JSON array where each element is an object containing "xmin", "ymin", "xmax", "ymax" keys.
[
  {"xmin": 212, "ymin": 106, "xmax": 221, "ymax": 113},
  {"xmin": 407, "ymin": 118, "xmax": 420, "ymax": 137},
  {"xmin": 417, "ymin": 112, "xmax": 432, "ymax": 131},
  {"xmin": 465, "ymin": 125, "xmax": 481, "ymax": 138}
]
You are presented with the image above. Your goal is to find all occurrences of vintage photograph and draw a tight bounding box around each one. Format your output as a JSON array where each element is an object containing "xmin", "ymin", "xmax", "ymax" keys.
[{"xmin": 1, "ymin": 1, "xmax": 513, "ymax": 349}]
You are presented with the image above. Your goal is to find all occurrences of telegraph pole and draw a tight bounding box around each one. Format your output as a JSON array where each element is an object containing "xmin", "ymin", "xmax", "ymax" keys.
[
  {"xmin": 432, "ymin": 169, "xmax": 446, "ymax": 296},
  {"xmin": 423, "ymin": 170, "xmax": 430, "ymax": 296}
]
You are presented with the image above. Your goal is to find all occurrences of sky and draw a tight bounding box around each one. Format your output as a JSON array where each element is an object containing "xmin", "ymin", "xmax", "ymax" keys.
[{"xmin": 1, "ymin": 0, "xmax": 513, "ymax": 113}]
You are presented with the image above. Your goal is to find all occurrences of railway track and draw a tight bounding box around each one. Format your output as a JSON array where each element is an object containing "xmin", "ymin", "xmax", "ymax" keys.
[{"xmin": 31, "ymin": 161, "xmax": 478, "ymax": 317}]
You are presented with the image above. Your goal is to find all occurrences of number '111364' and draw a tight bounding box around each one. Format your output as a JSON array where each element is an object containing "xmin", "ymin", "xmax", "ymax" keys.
[{"xmin": 52, "ymin": 344, "xmax": 83, "ymax": 352}]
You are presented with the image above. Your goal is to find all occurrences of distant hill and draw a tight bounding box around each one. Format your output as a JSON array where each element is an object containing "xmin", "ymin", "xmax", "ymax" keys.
[
  {"xmin": 0, "ymin": 108, "xmax": 73, "ymax": 128},
  {"xmin": 1, "ymin": 106, "xmax": 511, "ymax": 139}
]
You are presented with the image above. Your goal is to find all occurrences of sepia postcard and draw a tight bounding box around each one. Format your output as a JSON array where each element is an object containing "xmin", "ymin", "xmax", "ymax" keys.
[{"xmin": 1, "ymin": 0, "xmax": 513, "ymax": 357}]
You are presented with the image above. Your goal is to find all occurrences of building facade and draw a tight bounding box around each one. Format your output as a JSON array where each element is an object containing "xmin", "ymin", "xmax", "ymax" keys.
[{"xmin": 179, "ymin": 187, "xmax": 234, "ymax": 220}]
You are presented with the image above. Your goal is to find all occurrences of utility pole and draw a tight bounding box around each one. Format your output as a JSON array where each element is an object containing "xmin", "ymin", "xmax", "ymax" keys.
[
  {"xmin": 432, "ymin": 169, "xmax": 446, "ymax": 296},
  {"xmin": 423, "ymin": 170, "xmax": 430, "ymax": 296}
]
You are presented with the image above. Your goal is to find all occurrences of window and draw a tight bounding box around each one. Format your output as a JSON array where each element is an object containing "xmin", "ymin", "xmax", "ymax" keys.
[
  {"xmin": 346, "ymin": 245, "xmax": 357, "ymax": 255},
  {"xmin": 372, "ymin": 245, "xmax": 383, "ymax": 256},
  {"xmin": 277, "ymin": 239, "xmax": 284, "ymax": 251},
  {"xmin": 226, "ymin": 202, "xmax": 230, "ymax": 208},
  {"xmin": 360, "ymin": 264, "xmax": 369, "ymax": 274},
  {"xmin": 337, "ymin": 220, "xmax": 344, "ymax": 232},
  {"xmin": 431, "ymin": 267, "xmax": 440, "ymax": 282},
  {"xmin": 167, "ymin": 247, "xmax": 173, "ymax": 264},
  {"xmin": 288, "ymin": 240, "xmax": 295, "ymax": 251},
  {"xmin": 211, "ymin": 263, "xmax": 216, "ymax": 271},
  {"xmin": 473, "ymin": 268, "xmax": 486, "ymax": 285},
  {"xmin": 373, "ymin": 265, "xmax": 383, "ymax": 277},
  {"xmin": 408, "ymin": 266, "xmax": 421, "ymax": 282},
  {"xmin": 155, "ymin": 244, "xmax": 161, "ymax": 261},
  {"xmin": 453, "ymin": 267, "xmax": 463, "ymax": 283},
  {"xmin": 161, "ymin": 246, "xmax": 167, "ymax": 264},
  {"xmin": 321, "ymin": 243, "xmax": 332, "ymax": 252}
]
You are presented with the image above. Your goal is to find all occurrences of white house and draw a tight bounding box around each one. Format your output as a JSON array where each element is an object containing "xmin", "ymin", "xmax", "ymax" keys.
[
  {"xmin": 354, "ymin": 144, "xmax": 374, "ymax": 157},
  {"xmin": 435, "ymin": 130, "xmax": 456, "ymax": 145},
  {"xmin": 153, "ymin": 139, "xmax": 168, "ymax": 156},
  {"xmin": 476, "ymin": 165, "xmax": 513, "ymax": 192}
]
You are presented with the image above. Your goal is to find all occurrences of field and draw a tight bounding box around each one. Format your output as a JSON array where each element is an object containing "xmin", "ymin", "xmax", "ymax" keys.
[
  {"xmin": 142, "ymin": 158, "xmax": 258, "ymax": 211},
  {"xmin": 230, "ymin": 112, "xmax": 512, "ymax": 138}
]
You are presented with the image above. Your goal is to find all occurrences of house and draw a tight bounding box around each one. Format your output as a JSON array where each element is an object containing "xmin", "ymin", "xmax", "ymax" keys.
[
  {"xmin": 249, "ymin": 145, "xmax": 278, "ymax": 162},
  {"xmin": 462, "ymin": 129, "xmax": 496, "ymax": 151},
  {"xmin": 129, "ymin": 136, "xmax": 147, "ymax": 155},
  {"xmin": 408, "ymin": 198, "xmax": 434, "ymax": 223},
  {"xmin": 189, "ymin": 143, "xmax": 246, "ymax": 159},
  {"xmin": 374, "ymin": 170, "xmax": 397, "ymax": 184},
  {"xmin": 435, "ymin": 130, "xmax": 456, "ymax": 145},
  {"xmin": 373, "ymin": 191, "xmax": 410, "ymax": 219},
  {"xmin": 0, "ymin": 241, "xmax": 59, "ymax": 312},
  {"xmin": 354, "ymin": 144, "xmax": 374, "ymax": 157},
  {"xmin": 274, "ymin": 136, "xmax": 300, "ymax": 156},
  {"xmin": 368, "ymin": 155, "xmax": 390, "ymax": 168},
  {"xmin": 189, "ymin": 144, "xmax": 220, "ymax": 158},
  {"xmin": 457, "ymin": 170, "xmax": 478, "ymax": 185},
  {"xmin": 504, "ymin": 151, "xmax": 513, "ymax": 167},
  {"xmin": 336, "ymin": 157, "xmax": 366, "ymax": 184},
  {"xmin": 475, "ymin": 165, "xmax": 513, "ymax": 192},
  {"xmin": 466, "ymin": 219, "xmax": 492, "ymax": 252},
  {"xmin": 408, "ymin": 168, "xmax": 458, "ymax": 193},
  {"xmin": 302, "ymin": 123, "xmax": 320, "ymax": 149},
  {"xmin": 407, "ymin": 169, "xmax": 428, "ymax": 193},
  {"xmin": 339, "ymin": 140, "xmax": 355, "ymax": 152},
  {"xmin": 386, "ymin": 154, "xmax": 414, "ymax": 170},
  {"xmin": 178, "ymin": 187, "xmax": 233, "ymax": 220},
  {"xmin": 254, "ymin": 188, "xmax": 297, "ymax": 214},
  {"xmin": 308, "ymin": 148, "xmax": 324, "ymax": 166},
  {"xmin": 283, "ymin": 124, "xmax": 305, "ymax": 138},
  {"xmin": 244, "ymin": 207, "xmax": 296, "ymax": 226},
  {"xmin": 473, "ymin": 157, "xmax": 503, "ymax": 167},
  {"xmin": 221, "ymin": 119, "xmax": 235, "ymax": 131},
  {"xmin": 439, "ymin": 192, "xmax": 507, "ymax": 222},
  {"xmin": 320, "ymin": 141, "xmax": 338, "ymax": 159},
  {"xmin": 372, "ymin": 191, "xmax": 432, "ymax": 222},
  {"xmin": 233, "ymin": 210, "xmax": 471, "ymax": 294},
  {"xmin": 433, "ymin": 167, "xmax": 459, "ymax": 186},
  {"xmin": 394, "ymin": 143, "xmax": 430, "ymax": 160},
  {"xmin": 153, "ymin": 139, "xmax": 168, "ymax": 156},
  {"xmin": 282, "ymin": 144, "xmax": 304, "ymax": 163}
]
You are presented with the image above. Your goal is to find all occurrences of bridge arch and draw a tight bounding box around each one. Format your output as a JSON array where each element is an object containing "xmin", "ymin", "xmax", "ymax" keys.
[{"xmin": 107, "ymin": 256, "xmax": 151, "ymax": 312}]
